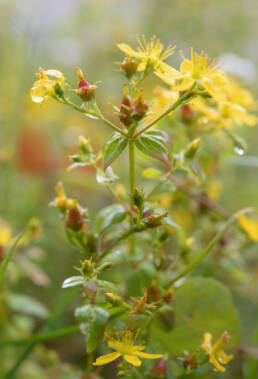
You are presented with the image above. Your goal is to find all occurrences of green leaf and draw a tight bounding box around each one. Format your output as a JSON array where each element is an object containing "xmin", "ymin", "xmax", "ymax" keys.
[
  {"xmin": 75, "ymin": 305, "xmax": 109, "ymax": 353},
  {"xmin": 151, "ymin": 277, "xmax": 240, "ymax": 355},
  {"xmin": 162, "ymin": 216, "xmax": 181, "ymax": 229},
  {"xmin": 135, "ymin": 131, "xmax": 171, "ymax": 167},
  {"xmin": 95, "ymin": 204, "xmax": 126, "ymax": 233},
  {"xmin": 142, "ymin": 168, "xmax": 162, "ymax": 179},
  {"xmin": 7, "ymin": 294, "xmax": 49, "ymax": 318},
  {"xmin": 125, "ymin": 261, "xmax": 157, "ymax": 297},
  {"xmin": 96, "ymin": 167, "xmax": 118, "ymax": 184},
  {"xmin": 62, "ymin": 276, "xmax": 85, "ymax": 288},
  {"xmin": 0, "ymin": 233, "xmax": 23, "ymax": 284},
  {"xmin": 104, "ymin": 132, "xmax": 128, "ymax": 169}
]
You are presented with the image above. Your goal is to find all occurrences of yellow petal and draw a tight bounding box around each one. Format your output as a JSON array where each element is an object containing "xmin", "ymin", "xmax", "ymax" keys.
[
  {"xmin": 238, "ymin": 214, "xmax": 258, "ymax": 241},
  {"xmin": 209, "ymin": 355, "xmax": 226, "ymax": 372},
  {"xmin": 93, "ymin": 352, "xmax": 121, "ymax": 366},
  {"xmin": 201, "ymin": 332, "xmax": 212, "ymax": 352},
  {"xmin": 173, "ymin": 77, "xmax": 195, "ymax": 91},
  {"xmin": 117, "ymin": 43, "xmax": 142, "ymax": 58},
  {"xmin": 180, "ymin": 59, "xmax": 193, "ymax": 74},
  {"xmin": 135, "ymin": 351, "xmax": 164, "ymax": 359},
  {"xmin": 217, "ymin": 350, "xmax": 234, "ymax": 364},
  {"xmin": 124, "ymin": 354, "xmax": 142, "ymax": 366},
  {"xmin": 45, "ymin": 69, "xmax": 64, "ymax": 82},
  {"xmin": 155, "ymin": 71, "xmax": 175, "ymax": 86},
  {"xmin": 159, "ymin": 62, "xmax": 180, "ymax": 75},
  {"xmin": 137, "ymin": 61, "xmax": 147, "ymax": 71}
]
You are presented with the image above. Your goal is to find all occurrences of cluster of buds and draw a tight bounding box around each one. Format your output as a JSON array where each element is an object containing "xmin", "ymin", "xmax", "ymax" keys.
[
  {"xmin": 129, "ymin": 283, "xmax": 175, "ymax": 316},
  {"xmin": 120, "ymin": 55, "xmax": 138, "ymax": 79},
  {"xmin": 119, "ymin": 85, "xmax": 148, "ymax": 127},
  {"xmin": 76, "ymin": 68, "xmax": 96, "ymax": 102},
  {"xmin": 146, "ymin": 211, "xmax": 168, "ymax": 228},
  {"xmin": 51, "ymin": 183, "xmax": 88, "ymax": 231},
  {"xmin": 183, "ymin": 352, "xmax": 198, "ymax": 371}
]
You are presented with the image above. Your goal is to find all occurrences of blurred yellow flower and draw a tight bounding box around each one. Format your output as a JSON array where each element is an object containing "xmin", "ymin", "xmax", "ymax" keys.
[
  {"xmin": 117, "ymin": 35, "xmax": 176, "ymax": 73},
  {"xmin": 30, "ymin": 69, "xmax": 65, "ymax": 104},
  {"xmin": 93, "ymin": 329, "xmax": 163, "ymax": 367},
  {"xmin": 193, "ymin": 97, "xmax": 257, "ymax": 128},
  {"xmin": 238, "ymin": 214, "xmax": 258, "ymax": 241},
  {"xmin": 201, "ymin": 331, "xmax": 233, "ymax": 372},
  {"xmin": 156, "ymin": 48, "xmax": 227, "ymax": 99},
  {"xmin": 205, "ymin": 180, "xmax": 223, "ymax": 202},
  {"xmin": 0, "ymin": 225, "xmax": 12, "ymax": 246},
  {"xmin": 145, "ymin": 86, "xmax": 178, "ymax": 124}
]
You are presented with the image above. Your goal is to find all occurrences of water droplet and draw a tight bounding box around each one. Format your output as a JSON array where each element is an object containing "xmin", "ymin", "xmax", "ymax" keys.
[{"xmin": 234, "ymin": 146, "xmax": 245, "ymax": 156}]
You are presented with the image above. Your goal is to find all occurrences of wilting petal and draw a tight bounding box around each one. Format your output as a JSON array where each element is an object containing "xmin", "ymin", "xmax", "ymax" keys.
[{"xmin": 93, "ymin": 352, "xmax": 121, "ymax": 366}]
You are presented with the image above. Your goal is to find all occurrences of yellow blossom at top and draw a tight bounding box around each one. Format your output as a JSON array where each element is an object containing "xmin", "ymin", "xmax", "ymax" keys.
[
  {"xmin": 30, "ymin": 68, "xmax": 65, "ymax": 104},
  {"xmin": 93, "ymin": 329, "xmax": 163, "ymax": 367},
  {"xmin": 192, "ymin": 97, "xmax": 257, "ymax": 128},
  {"xmin": 201, "ymin": 331, "xmax": 233, "ymax": 372},
  {"xmin": 117, "ymin": 35, "xmax": 176, "ymax": 73},
  {"xmin": 156, "ymin": 48, "xmax": 228, "ymax": 100},
  {"xmin": 238, "ymin": 214, "xmax": 258, "ymax": 241}
]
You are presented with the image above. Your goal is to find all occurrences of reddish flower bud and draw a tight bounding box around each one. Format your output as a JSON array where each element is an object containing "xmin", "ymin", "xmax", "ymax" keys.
[
  {"xmin": 147, "ymin": 212, "xmax": 168, "ymax": 228},
  {"xmin": 142, "ymin": 207, "xmax": 152, "ymax": 219},
  {"xmin": 181, "ymin": 104, "xmax": 196, "ymax": 123},
  {"xmin": 76, "ymin": 68, "xmax": 96, "ymax": 102},
  {"xmin": 183, "ymin": 353, "xmax": 198, "ymax": 371},
  {"xmin": 121, "ymin": 55, "xmax": 138, "ymax": 79},
  {"xmin": 132, "ymin": 91, "xmax": 148, "ymax": 121},
  {"xmin": 151, "ymin": 359, "xmax": 167, "ymax": 378},
  {"xmin": 119, "ymin": 85, "xmax": 132, "ymax": 126},
  {"xmin": 66, "ymin": 206, "xmax": 84, "ymax": 230}
]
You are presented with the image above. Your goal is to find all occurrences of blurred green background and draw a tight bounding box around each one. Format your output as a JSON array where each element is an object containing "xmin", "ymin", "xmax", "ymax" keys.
[{"xmin": 1, "ymin": 0, "xmax": 258, "ymax": 377}]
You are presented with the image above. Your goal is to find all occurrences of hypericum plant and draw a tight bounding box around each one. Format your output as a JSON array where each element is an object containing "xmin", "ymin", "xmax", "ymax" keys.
[{"xmin": 29, "ymin": 36, "xmax": 257, "ymax": 378}]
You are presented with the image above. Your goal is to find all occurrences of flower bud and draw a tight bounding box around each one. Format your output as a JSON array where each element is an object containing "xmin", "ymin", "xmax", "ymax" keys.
[
  {"xmin": 119, "ymin": 85, "xmax": 132, "ymax": 126},
  {"xmin": 105, "ymin": 292, "xmax": 122, "ymax": 306},
  {"xmin": 132, "ymin": 90, "xmax": 148, "ymax": 121},
  {"xmin": 121, "ymin": 55, "xmax": 138, "ymax": 79},
  {"xmin": 147, "ymin": 212, "xmax": 168, "ymax": 228},
  {"xmin": 133, "ymin": 187, "xmax": 144, "ymax": 211},
  {"xmin": 66, "ymin": 205, "xmax": 84, "ymax": 231},
  {"xmin": 183, "ymin": 353, "xmax": 198, "ymax": 371},
  {"xmin": 76, "ymin": 68, "xmax": 96, "ymax": 102},
  {"xmin": 81, "ymin": 259, "xmax": 93, "ymax": 275},
  {"xmin": 184, "ymin": 138, "xmax": 201, "ymax": 160},
  {"xmin": 142, "ymin": 207, "xmax": 152, "ymax": 219},
  {"xmin": 181, "ymin": 104, "xmax": 196, "ymax": 123},
  {"xmin": 78, "ymin": 135, "xmax": 92, "ymax": 155}
]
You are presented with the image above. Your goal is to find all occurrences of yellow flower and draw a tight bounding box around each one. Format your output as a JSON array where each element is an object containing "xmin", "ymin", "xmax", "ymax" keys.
[
  {"xmin": 145, "ymin": 86, "xmax": 178, "ymax": 124},
  {"xmin": 156, "ymin": 48, "xmax": 227, "ymax": 99},
  {"xmin": 93, "ymin": 329, "xmax": 163, "ymax": 367},
  {"xmin": 117, "ymin": 35, "xmax": 176, "ymax": 73},
  {"xmin": 201, "ymin": 331, "xmax": 233, "ymax": 372},
  {"xmin": 238, "ymin": 214, "xmax": 258, "ymax": 241},
  {"xmin": 30, "ymin": 68, "xmax": 65, "ymax": 103},
  {"xmin": 193, "ymin": 97, "xmax": 256, "ymax": 128}
]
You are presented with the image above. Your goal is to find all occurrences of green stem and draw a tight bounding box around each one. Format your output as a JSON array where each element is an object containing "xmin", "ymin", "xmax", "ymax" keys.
[
  {"xmin": 99, "ymin": 225, "xmax": 145, "ymax": 262},
  {"xmin": 60, "ymin": 97, "xmax": 127, "ymax": 136},
  {"xmin": 133, "ymin": 84, "xmax": 196, "ymax": 138},
  {"xmin": 1, "ymin": 325, "xmax": 79, "ymax": 347},
  {"xmin": 165, "ymin": 207, "xmax": 254, "ymax": 288},
  {"xmin": 129, "ymin": 139, "xmax": 136, "ymax": 255}
]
